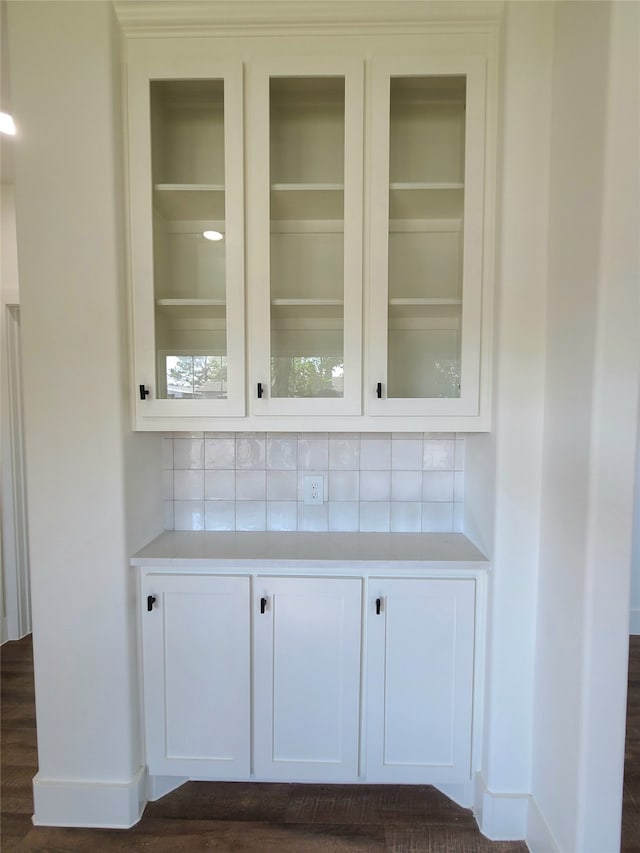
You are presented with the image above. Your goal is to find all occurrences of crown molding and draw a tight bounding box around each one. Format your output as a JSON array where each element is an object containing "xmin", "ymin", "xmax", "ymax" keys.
[{"xmin": 113, "ymin": 1, "xmax": 503, "ymax": 38}]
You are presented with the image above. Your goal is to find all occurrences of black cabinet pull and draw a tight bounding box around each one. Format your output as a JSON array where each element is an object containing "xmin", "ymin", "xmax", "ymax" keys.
[
  {"xmin": 147, "ymin": 595, "xmax": 156, "ymax": 612},
  {"xmin": 257, "ymin": 382, "xmax": 264, "ymax": 399},
  {"xmin": 260, "ymin": 596, "xmax": 267, "ymax": 614},
  {"xmin": 376, "ymin": 597, "xmax": 382, "ymax": 615},
  {"xmin": 376, "ymin": 382, "xmax": 382, "ymax": 399},
  {"xmin": 139, "ymin": 384, "xmax": 150, "ymax": 400}
]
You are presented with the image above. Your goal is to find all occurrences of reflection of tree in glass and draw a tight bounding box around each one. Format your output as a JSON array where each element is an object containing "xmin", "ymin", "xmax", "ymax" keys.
[
  {"xmin": 272, "ymin": 356, "xmax": 343, "ymax": 398},
  {"xmin": 433, "ymin": 359, "xmax": 461, "ymax": 398},
  {"xmin": 169, "ymin": 356, "xmax": 227, "ymax": 397}
]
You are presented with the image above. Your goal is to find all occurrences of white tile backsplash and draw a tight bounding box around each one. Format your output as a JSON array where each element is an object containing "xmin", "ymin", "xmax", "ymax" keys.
[{"xmin": 164, "ymin": 433, "xmax": 465, "ymax": 533}]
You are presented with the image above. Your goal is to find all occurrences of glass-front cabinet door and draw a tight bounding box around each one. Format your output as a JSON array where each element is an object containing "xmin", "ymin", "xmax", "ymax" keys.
[
  {"xmin": 248, "ymin": 58, "xmax": 363, "ymax": 416},
  {"xmin": 368, "ymin": 57, "xmax": 486, "ymax": 417},
  {"xmin": 128, "ymin": 58, "xmax": 245, "ymax": 421}
]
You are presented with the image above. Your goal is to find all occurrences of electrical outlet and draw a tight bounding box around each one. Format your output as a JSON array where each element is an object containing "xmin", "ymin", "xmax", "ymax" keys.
[{"xmin": 303, "ymin": 474, "xmax": 324, "ymax": 505}]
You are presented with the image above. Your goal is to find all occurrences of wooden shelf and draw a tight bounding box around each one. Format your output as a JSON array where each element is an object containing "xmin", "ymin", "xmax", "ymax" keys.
[{"xmin": 154, "ymin": 184, "xmax": 225, "ymax": 220}]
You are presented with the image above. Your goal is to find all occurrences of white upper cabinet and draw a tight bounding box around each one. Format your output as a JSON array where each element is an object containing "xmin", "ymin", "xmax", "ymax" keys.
[
  {"xmin": 368, "ymin": 57, "xmax": 487, "ymax": 417},
  {"xmin": 247, "ymin": 58, "xmax": 364, "ymax": 416},
  {"xmin": 127, "ymin": 55, "xmax": 246, "ymax": 422},
  {"xmin": 122, "ymin": 17, "xmax": 497, "ymax": 431}
]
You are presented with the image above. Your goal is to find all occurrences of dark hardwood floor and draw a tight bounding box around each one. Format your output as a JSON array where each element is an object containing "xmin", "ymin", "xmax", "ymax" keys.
[
  {"xmin": 622, "ymin": 635, "xmax": 640, "ymax": 851},
  {"xmin": 6, "ymin": 632, "xmax": 632, "ymax": 851}
]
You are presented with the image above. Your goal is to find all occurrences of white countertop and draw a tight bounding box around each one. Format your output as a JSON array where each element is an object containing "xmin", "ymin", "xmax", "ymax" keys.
[{"xmin": 131, "ymin": 531, "xmax": 489, "ymax": 571}]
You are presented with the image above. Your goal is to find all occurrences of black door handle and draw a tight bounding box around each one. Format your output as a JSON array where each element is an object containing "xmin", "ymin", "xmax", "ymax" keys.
[
  {"xmin": 139, "ymin": 384, "xmax": 150, "ymax": 400},
  {"xmin": 147, "ymin": 595, "xmax": 156, "ymax": 612},
  {"xmin": 376, "ymin": 382, "xmax": 382, "ymax": 399},
  {"xmin": 376, "ymin": 597, "xmax": 382, "ymax": 615},
  {"xmin": 260, "ymin": 597, "xmax": 267, "ymax": 614},
  {"xmin": 257, "ymin": 383, "xmax": 264, "ymax": 399}
]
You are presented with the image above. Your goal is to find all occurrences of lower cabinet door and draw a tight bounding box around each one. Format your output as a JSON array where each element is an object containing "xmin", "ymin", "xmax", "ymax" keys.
[
  {"xmin": 366, "ymin": 578, "xmax": 475, "ymax": 783},
  {"xmin": 142, "ymin": 574, "xmax": 251, "ymax": 778},
  {"xmin": 253, "ymin": 576, "xmax": 362, "ymax": 781}
]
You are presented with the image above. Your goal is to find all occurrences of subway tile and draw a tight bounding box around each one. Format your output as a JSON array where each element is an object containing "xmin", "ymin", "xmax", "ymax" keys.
[
  {"xmin": 266, "ymin": 501, "xmax": 298, "ymax": 531},
  {"xmin": 360, "ymin": 502, "xmax": 391, "ymax": 532},
  {"xmin": 267, "ymin": 470, "xmax": 298, "ymax": 501},
  {"xmin": 360, "ymin": 470, "xmax": 391, "ymax": 501},
  {"xmin": 391, "ymin": 439, "xmax": 423, "ymax": 471},
  {"xmin": 204, "ymin": 470, "xmax": 235, "ymax": 501},
  {"xmin": 329, "ymin": 470, "xmax": 359, "ymax": 502},
  {"xmin": 173, "ymin": 470, "xmax": 204, "ymax": 501},
  {"xmin": 173, "ymin": 437, "xmax": 204, "ymax": 470},
  {"xmin": 390, "ymin": 502, "xmax": 422, "ymax": 533},
  {"xmin": 455, "ymin": 438, "xmax": 466, "ymax": 471},
  {"xmin": 422, "ymin": 502, "xmax": 454, "ymax": 532},
  {"xmin": 423, "ymin": 439, "xmax": 455, "ymax": 471},
  {"xmin": 163, "ymin": 500, "xmax": 174, "ymax": 530},
  {"xmin": 162, "ymin": 437, "xmax": 174, "ymax": 470},
  {"xmin": 236, "ymin": 470, "xmax": 266, "ymax": 501},
  {"xmin": 174, "ymin": 500, "xmax": 205, "ymax": 531},
  {"xmin": 329, "ymin": 502, "xmax": 360, "ymax": 532},
  {"xmin": 422, "ymin": 471, "xmax": 455, "ymax": 502},
  {"xmin": 235, "ymin": 434, "xmax": 265, "ymax": 469},
  {"xmin": 266, "ymin": 434, "xmax": 298, "ymax": 470},
  {"xmin": 454, "ymin": 471, "xmax": 465, "ymax": 502},
  {"xmin": 329, "ymin": 436, "xmax": 360, "ymax": 470},
  {"xmin": 360, "ymin": 436, "xmax": 391, "ymax": 470},
  {"xmin": 298, "ymin": 503, "xmax": 329, "ymax": 532},
  {"xmin": 205, "ymin": 501, "xmax": 235, "ymax": 531},
  {"xmin": 298, "ymin": 436, "xmax": 329, "ymax": 470},
  {"xmin": 391, "ymin": 470, "xmax": 423, "ymax": 502},
  {"xmin": 453, "ymin": 502, "xmax": 464, "ymax": 532},
  {"xmin": 235, "ymin": 501, "xmax": 266, "ymax": 531},
  {"xmin": 205, "ymin": 437, "xmax": 236, "ymax": 469},
  {"xmin": 163, "ymin": 470, "xmax": 174, "ymax": 500}
]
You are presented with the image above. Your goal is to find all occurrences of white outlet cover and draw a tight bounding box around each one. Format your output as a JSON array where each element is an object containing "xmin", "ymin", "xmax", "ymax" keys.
[{"xmin": 303, "ymin": 474, "xmax": 324, "ymax": 505}]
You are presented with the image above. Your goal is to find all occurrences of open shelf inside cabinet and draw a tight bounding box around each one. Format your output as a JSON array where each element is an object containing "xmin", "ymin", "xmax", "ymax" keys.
[
  {"xmin": 270, "ymin": 185, "xmax": 344, "ymax": 220},
  {"xmin": 153, "ymin": 185, "xmax": 225, "ymax": 220}
]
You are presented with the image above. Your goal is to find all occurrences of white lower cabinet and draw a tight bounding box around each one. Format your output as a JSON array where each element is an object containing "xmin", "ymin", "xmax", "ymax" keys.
[
  {"xmin": 141, "ymin": 571, "xmax": 476, "ymax": 787},
  {"xmin": 141, "ymin": 574, "xmax": 251, "ymax": 778},
  {"xmin": 254, "ymin": 576, "xmax": 362, "ymax": 781},
  {"xmin": 366, "ymin": 578, "xmax": 476, "ymax": 784}
]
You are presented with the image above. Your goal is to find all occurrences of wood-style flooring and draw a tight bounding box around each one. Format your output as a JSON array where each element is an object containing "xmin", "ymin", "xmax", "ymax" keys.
[{"xmin": 3, "ymin": 633, "xmax": 637, "ymax": 851}]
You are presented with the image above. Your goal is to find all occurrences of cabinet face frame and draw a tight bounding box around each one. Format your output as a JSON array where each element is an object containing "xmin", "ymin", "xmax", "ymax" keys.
[
  {"xmin": 367, "ymin": 55, "xmax": 487, "ymax": 417},
  {"xmin": 247, "ymin": 57, "xmax": 364, "ymax": 417},
  {"xmin": 127, "ymin": 53, "xmax": 246, "ymax": 422}
]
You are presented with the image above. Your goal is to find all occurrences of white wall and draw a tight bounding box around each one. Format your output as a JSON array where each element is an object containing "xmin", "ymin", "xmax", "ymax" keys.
[
  {"xmin": 8, "ymin": 0, "xmax": 162, "ymax": 827},
  {"xmin": 529, "ymin": 2, "xmax": 640, "ymax": 851},
  {"xmin": 468, "ymin": 2, "xmax": 553, "ymax": 838}
]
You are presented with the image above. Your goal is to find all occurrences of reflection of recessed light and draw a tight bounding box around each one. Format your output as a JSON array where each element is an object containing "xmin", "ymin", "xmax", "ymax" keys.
[
  {"xmin": 203, "ymin": 230, "xmax": 223, "ymax": 241},
  {"xmin": 0, "ymin": 113, "xmax": 16, "ymax": 136}
]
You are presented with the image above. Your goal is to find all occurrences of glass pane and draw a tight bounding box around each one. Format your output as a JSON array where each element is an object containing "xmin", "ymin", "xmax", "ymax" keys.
[
  {"xmin": 269, "ymin": 77, "xmax": 345, "ymax": 399},
  {"xmin": 150, "ymin": 79, "xmax": 228, "ymax": 399},
  {"xmin": 387, "ymin": 75, "xmax": 466, "ymax": 399}
]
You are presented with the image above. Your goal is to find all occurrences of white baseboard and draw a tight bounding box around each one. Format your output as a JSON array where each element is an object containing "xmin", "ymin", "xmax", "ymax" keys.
[
  {"xmin": 147, "ymin": 774, "xmax": 188, "ymax": 802},
  {"xmin": 32, "ymin": 767, "xmax": 147, "ymax": 828},
  {"xmin": 436, "ymin": 780, "xmax": 474, "ymax": 809},
  {"xmin": 526, "ymin": 795, "xmax": 561, "ymax": 852},
  {"xmin": 629, "ymin": 609, "xmax": 640, "ymax": 634},
  {"xmin": 473, "ymin": 773, "xmax": 528, "ymax": 840}
]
